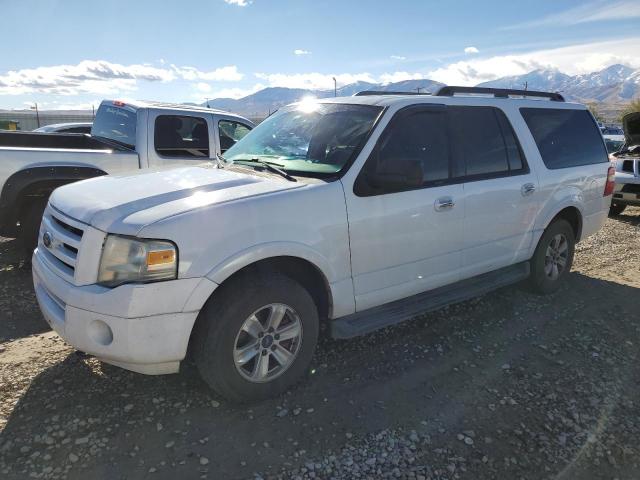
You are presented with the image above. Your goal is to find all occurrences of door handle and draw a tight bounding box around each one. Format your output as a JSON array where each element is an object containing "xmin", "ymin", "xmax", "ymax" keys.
[
  {"xmin": 521, "ymin": 183, "xmax": 536, "ymax": 196},
  {"xmin": 435, "ymin": 196, "xmax": 455, "ymax": 211}
]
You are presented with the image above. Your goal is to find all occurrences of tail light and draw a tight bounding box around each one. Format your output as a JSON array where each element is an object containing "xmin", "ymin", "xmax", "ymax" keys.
[{"xmin": 603, "ymin": 165, "xmax": 615, "ymax": 196}]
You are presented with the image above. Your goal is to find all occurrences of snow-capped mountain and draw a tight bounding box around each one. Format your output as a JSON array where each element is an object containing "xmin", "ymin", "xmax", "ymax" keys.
[{"xmin": 204, "ymin": 64, "xmax": 639, "ymax": 118}]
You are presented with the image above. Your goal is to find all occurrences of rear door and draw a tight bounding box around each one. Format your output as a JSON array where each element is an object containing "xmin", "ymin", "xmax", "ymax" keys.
[
  {"xmin": 147, "ymin": 111, "xmax": 214, "ymax": 168},
  {"xmin": 343, "ymin": 105, "xmax": 465, "ymax": 311},
  {"xmin": 451, "ymin": 106, "xmax": 540, "ymax": 278}
]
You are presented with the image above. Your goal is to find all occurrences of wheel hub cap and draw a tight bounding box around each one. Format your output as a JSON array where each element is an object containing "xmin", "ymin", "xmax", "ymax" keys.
[
  {"xmin": 544, "ymin": 233, "xmax": 569, "ymax": 281},
  {"xmin": 233, "ymin": 303, "xmax": 303, "ymax": 383}
]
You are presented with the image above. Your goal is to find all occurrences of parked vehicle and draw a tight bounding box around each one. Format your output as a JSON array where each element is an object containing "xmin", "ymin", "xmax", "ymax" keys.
[
  {"xmin": 609, "ymin": 112, "xmax": 640, "ymax": 216},
  {"xmin": 34, "ymin": 122, "xmax": 93, "ymax": 134},
  {"xmin": 603, "ymin": 134, "xmax": 625, "ymax": 153},
  {"xmin": 0, "ymin": 100, "xmax": 254, "ymax": 252},
  {"xmin": 32, "ymin": 87, "xmax": 612, "ymax": 401}
]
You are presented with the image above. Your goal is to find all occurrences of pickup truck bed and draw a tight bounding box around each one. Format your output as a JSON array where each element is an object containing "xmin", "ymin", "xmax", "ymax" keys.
[{"xmin": 0, "ymin": 131, "xmax": 119, "ymax": 151}]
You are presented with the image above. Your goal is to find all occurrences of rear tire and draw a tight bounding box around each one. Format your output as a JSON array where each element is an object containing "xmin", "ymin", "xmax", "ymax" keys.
[
  {"xmin": 528, "ymin": 219, "xmax": 575, "ymax": 295},
  {"xmin": 194, "ymin": 271, "xmax": 319, "ymax": 402},
  {"xmin": 19, "ymin": 198, "xmax": 48, "ymax": 257},
  {"xmin": 608, "ymin": 203, "xmax": 626, "ymax": 216}
]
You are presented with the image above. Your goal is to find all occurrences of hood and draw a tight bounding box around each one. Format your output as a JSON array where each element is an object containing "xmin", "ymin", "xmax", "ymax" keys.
[
  {"xmin": 623, "ymin": 112, "xmax": 640, "ymax": 146},
  {"xmin": 49, "ymin": 165, "xmax": 303, "ymax": 235}
]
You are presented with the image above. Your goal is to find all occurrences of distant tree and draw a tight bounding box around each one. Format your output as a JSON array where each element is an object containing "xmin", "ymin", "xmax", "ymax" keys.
[
  {"xmin": 587, "ymin": 103, "xmax": 603, "ymax": 122},
  {"xmin": 619, "ymin": 99, "xmax": 640, "ymax": 121}
]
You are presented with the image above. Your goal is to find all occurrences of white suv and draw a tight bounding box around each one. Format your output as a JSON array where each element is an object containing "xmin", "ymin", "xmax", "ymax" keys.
[{"xmin": 32, "ymin": 87, "xmax": 613, "ymax": 401}]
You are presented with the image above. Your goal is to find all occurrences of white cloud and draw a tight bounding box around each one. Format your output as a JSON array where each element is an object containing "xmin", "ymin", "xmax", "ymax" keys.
[
  {"xmin": 464, "ymin": 47, "xmax": 479, "ymax": 54},
  {"xmin": 503, "ymin": 0, "xmax": 640, "ymax": 29},
  {"xmin": 223, "ymin": 0, "xmax": 251, "ymax": 6},
  {"xmin": 173, "ymin": 65, "xmax": 243, "ymax": 81},
  {"xmin": 0, "ymin": 60, "xmax": 243, "ymax": 96},
  {"xmin": 194, "ymin": 82, "xmax": 212, "ymax": 93},
  {"xmin": 390, "ymin": 55, "xmax": 407, "ymax": 61},
  {"xmin": 378, "ymin": 71, "xmax": 424, "ymax": 84},
  {"xmin": 294, "ymin": 49, "xmax": 311, "ymax": 56},
  {"xmin": 426, "ymin": 37, "xmax": 640, "ymax": 85}
]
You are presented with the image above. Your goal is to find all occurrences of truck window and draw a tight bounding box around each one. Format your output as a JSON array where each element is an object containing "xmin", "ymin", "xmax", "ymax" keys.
[
  {"xmin": 448, "ymin": 106, "xmax": 526, "ymax": 178},
  {"xmin": 520, "ymin": 108, "xmax": 608, "ymax": 169},
  {"xmin": 219, "ymin": 120, "xmax": 251, "ymax": 153},
  {"xmin": 154, "ymin": 115, "xmax": 209, "ymax": 158},
  {"xmin": 91, "ymin": 104, "xmax": 137, "ymax": 149}
]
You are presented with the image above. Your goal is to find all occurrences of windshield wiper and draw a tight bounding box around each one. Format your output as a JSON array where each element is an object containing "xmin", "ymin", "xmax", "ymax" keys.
[{"xmin": 233, "ymin": 158, "xmax": 297, "ymax": 182}]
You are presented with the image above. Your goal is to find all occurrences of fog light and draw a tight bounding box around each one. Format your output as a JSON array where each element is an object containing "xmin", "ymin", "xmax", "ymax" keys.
[{"xmin": 88, "ymin": 320, "xmax": 114, "ymax": 346}]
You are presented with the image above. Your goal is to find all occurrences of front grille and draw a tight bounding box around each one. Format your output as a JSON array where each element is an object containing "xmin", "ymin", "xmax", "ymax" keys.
[
  {"xmin": 39, "ymin": 207, "xmax": 86, "ymax": 283},
  {"xmin": 621, "ymin": 184, "xmax": 640, "ymax": 194}
]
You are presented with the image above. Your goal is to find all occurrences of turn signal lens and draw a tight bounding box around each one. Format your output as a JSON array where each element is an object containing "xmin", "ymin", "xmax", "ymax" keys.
[
  {"xmin": 603, "ymin": 165, "xmax": 616, "ymax": 196},
  {"xmin": 147, "ymin": 249, "xmax": 176, "ymax": 270}
]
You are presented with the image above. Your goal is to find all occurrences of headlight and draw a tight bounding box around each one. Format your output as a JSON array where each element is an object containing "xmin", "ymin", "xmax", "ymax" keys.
[{"xmin": 97, "ymin": 235, "xmax": 177, "ymax": 287}]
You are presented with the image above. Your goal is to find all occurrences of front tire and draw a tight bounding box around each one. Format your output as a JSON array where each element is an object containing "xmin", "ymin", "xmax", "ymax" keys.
[
  {"xmin": 194, "ymin": 271, "xmax": 319, "ymax": 402},
  {"xmin": 528, "ymin": 219, "xmax": 575, "ymax": 294},
  {"xmin": 608, "ymin": 203, "xmax": 626, "ymax": 216}
]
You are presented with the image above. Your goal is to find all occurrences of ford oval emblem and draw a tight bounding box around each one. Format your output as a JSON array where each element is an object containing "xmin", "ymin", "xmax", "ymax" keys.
[{"xmin": 42, "ymin": 231, "xmax": 52, "ymax": 248}]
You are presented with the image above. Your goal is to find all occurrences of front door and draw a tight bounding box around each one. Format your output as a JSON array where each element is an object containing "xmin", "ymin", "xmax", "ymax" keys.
[{"xmin": 343, "ymin": 105, "xmax": 465, "ymax": 311}]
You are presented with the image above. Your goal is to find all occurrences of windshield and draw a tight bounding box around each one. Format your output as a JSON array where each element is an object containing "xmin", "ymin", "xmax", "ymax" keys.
[
  {"xmin": 91, "ymin": 103, "xmax": 137, "ymax": 149},
  {"xmin": 224, "ymin": 102, "xmax": 383, "ymax": 176}
]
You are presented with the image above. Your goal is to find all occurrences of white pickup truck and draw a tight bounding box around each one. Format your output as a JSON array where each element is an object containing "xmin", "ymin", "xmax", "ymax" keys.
[
  {"xmin": 610, "ymin": 112, "xmax": 640, "ymax": 215},
  {"xmin": 32, "ymin": 87, "xmax": 612, "ymax": 401},
  {"xmin": 0, "ymin": 100, "xmax": 254, "ymax": 252}
]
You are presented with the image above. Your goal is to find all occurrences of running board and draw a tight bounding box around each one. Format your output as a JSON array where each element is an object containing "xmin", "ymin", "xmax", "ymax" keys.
[{"xmin": 330, "ymin": 262, "xmax": 530, "ymax": 339}]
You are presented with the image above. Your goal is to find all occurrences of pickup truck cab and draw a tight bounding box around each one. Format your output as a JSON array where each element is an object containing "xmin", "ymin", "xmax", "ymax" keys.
[
  {"xmin": 32, "ymin": 87, "xmax": 612, "ymax": 401},
  {"xmin": 0, "ymin": 100, "xmax": 254, "ymax": 252}
]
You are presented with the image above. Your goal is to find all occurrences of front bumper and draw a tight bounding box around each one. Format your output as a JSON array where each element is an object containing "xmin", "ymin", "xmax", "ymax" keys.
[{"xmin": 32, "ymin": 248, "xmax": 217, "ymax": 375}]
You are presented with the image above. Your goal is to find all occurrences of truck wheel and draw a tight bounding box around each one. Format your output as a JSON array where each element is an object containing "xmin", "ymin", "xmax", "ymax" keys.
[
  {"xmin": 194, "ymin": 272, "xmax": 319, "ymax": 402},
  {"xmin": 19, "ymin": 198, "xmax": 48, "ymax": 257},
  {"xmin": 608, "ymin": 203, "xmax": 626, "ymax": 216},
  {"xmin": 528, "ymin": 219, "xmax": 575, "ymax": 294}
]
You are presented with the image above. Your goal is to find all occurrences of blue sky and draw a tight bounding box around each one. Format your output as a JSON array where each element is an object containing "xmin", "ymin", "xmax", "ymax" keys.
[{"xmin": 1, "ymin": 0, "xmax": 639, "ymax": 109}]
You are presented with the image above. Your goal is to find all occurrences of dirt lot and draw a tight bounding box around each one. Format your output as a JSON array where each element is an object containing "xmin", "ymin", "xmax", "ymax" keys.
[{"xmin": 1, "ymin": 208, "xmax": 639, "ymax": 480}]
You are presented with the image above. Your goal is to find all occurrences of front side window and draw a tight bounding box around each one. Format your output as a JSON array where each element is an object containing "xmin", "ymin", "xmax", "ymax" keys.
[
  {"xmin": 355, "ymin": 108, "xmax": 451, "ymax": 196},
  {"xmin": 448, "ymin": 106, "xmax": 525, "ymax": 177},
  {"xmin": 521, "ymin": 108, "xmax": 608, "ymax": 169},
  {"xmin": 219, "ymin": 120, "xmax": 251, "ymax": 152},
  {"xmin": 224, "ymin": 102, "xmax": 383, "ymax": 176},
  {"xmin": 154, "ymin": 115, "xmax": 209, "ymax": 158}
]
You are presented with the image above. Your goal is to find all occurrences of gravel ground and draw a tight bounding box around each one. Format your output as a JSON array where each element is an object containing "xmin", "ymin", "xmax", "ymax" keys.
[{"xmin": 0, "ymin": 208, "xmax": 639, "ymax": 480}]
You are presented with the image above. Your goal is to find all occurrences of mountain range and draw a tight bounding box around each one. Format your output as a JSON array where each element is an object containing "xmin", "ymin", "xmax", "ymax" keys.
[{"xmin": 204, "ymin": 64, "xmax": 640, "ymax": 119}]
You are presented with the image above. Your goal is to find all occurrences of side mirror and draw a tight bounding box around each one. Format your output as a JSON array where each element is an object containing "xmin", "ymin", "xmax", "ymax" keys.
[{"xmin": 364, "ymin": 159, "xmax": 424, "ymax": 190}]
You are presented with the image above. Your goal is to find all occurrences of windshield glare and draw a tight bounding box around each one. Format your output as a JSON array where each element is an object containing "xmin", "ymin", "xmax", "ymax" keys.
[{"xmin": 224, "ymin": 103, "xmax": 382, "ymax": 175}]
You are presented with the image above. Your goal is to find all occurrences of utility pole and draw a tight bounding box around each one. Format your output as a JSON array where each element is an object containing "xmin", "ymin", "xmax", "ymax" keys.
[
  {"xmin": 524, "ymin": 81, "xmax": 528, "ymax": 91},
  {"xmin": 31, "ymin": 103, "xmax": 40, "ymax": 128},
  {"xmin": 414, "ymin": 87, "xmax": 423, "ymax": 94},
  {"xmin": 92, "ymin": 104, "xmax": 95, "ymax": 119},
  {"xmin": 332, "ymin": 77, "xmax": 337, "ymax": 97},
  {"xmin": 205, "ymin": 98, "xmax": 211, "ymax": 108}
]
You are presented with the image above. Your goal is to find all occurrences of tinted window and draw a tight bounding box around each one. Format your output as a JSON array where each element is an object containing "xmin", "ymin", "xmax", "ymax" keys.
[
  {"xmin": 154, "ymin": 115, "xmax": 209, "ymax": 158},
  {"xmin": 91, "ymin": 105, "xmax": 137, "ymax": 149},
  {"xmin": 521, "ymin": 108, "xmax": 608, "ymax": 169},
  {"xmin": 219, "ymin": 120, "xmax": 251, "ymax": 152},
  {"xmin": 449, "ymin": 106, "xmax": 524, "ymax": 177},
  {"xmin": 356, "ymin": 109, "xmax": 450, "ymax": 195}
]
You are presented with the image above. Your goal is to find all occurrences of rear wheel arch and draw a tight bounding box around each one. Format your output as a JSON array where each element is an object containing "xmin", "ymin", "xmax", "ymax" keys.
[{"xmin": 546, "ymin": 206, "xmax": 583, "ymax": 242}]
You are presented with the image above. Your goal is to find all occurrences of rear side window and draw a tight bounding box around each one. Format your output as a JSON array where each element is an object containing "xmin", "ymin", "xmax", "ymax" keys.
[
  {"xmin": 448, "ymin": 106, "xmax": 526, "ymax": 177},
  {"xmin": 520, "ymin": 108, "xmax": 608, "ymax": 169},
  {"xmin": 154, "ymin": 115, "xmax": 209, "ymax": 158}
]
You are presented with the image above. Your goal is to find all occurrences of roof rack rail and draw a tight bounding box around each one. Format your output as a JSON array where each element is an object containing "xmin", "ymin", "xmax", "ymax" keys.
[
  {"xmin": 434, "ymin": 86, "xmax": 565, "ymax": 102},
  {"xmin": 354, "ymin": 90, "xmax": 431, "ymax": 97}
]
